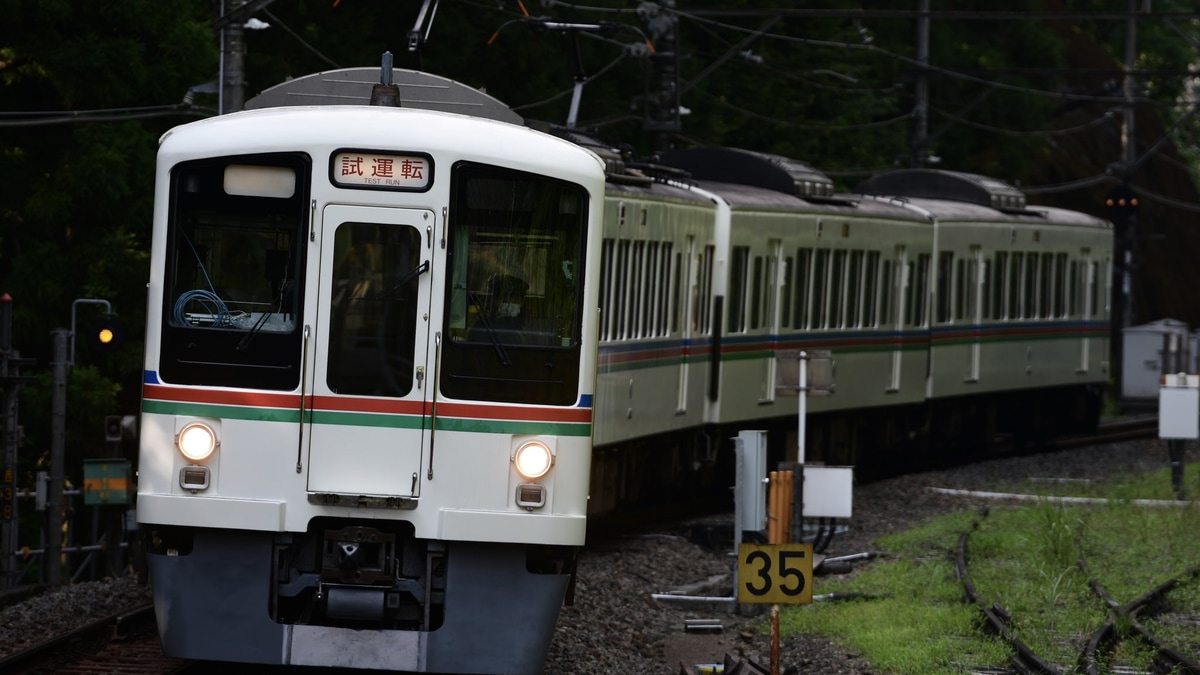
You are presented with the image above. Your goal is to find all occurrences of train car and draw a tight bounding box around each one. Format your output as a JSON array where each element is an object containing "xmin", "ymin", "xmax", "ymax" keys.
[
  {"xmin": 585, "ymin": 149, "xmax": 1112, "ymax": 499},
  {"xmin": 134, "ymin": 61, "xmax": 1114, "ymax": 671},
  {"xmin": 136, "ymin": 68, "xmax": 606, "ymax": 673},
  {"xmin": 856, "ymin": 170, "xmax": 1111, "ymax": 446}
]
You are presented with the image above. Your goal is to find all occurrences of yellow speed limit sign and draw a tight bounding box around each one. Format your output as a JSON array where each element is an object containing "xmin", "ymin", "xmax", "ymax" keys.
[{"xmin": 737, "ymin": 543, "xmax": 814, "ymax": 604}]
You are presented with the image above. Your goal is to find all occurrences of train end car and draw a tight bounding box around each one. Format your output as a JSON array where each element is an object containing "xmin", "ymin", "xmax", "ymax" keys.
[
  {"xmin": 136, "ymin": 68, "xmax": 606, "ymax": 673},
  {"xmin": 856, "ymin": 169, "xmax": 1113, "ymax": 444}
]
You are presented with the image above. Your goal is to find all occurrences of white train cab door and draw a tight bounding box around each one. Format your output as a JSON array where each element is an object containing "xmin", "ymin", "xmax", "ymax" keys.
[{"xmin": 305, "ymin": 205, "xmax": 436, "ymax": 500}]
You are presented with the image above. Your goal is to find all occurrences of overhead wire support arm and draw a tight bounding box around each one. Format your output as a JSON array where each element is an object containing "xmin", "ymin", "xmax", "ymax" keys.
[
  {"xmin": 488, "ymin": 12, "xmax": 655, "ymax": 128},
  {"xmin": 408, "ymin": 0, "xmax": 440, "ymax": 55}
]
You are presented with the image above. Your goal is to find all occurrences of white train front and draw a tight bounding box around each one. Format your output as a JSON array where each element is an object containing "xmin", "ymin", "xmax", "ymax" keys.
[{"xmin": 137, "ymin": 73, "xmax": 606, "ymax": 672}]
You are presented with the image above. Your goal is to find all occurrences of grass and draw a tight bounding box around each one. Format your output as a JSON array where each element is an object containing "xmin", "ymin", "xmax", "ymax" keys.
[{"xmin": 765, "ymin": 459, "xmax": 1200, "ymax": 674}]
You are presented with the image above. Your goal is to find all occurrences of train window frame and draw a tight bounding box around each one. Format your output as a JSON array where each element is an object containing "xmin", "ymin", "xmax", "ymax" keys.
[
  {"xmin": 324, "ymin": 221, "xmax": 423, "ymax": 397},
  {"xmin": 439, "ymin": 161, "xmax": 589, "ymax": 406},
  {"xmin": 159, "ymin": 152, "xmax": 311, "ymax": 391}
]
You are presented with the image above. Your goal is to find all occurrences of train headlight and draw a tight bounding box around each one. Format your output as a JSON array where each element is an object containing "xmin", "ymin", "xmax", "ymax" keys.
[
  {"xmin": 513, "ymin": 441, "xmax": 553, "ymax": 479},
  {"xmin": 177, "ymin": 422, "xmax": 218, "ymax": 462}
]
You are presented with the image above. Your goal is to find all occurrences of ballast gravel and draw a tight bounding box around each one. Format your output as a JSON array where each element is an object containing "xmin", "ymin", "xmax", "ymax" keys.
[{"xmin": 0, "ymin": 437, "xmax": 1182, "ymax": 674}]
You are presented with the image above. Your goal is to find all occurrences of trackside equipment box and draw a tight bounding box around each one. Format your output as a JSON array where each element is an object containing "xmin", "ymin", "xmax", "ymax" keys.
[{"xmin": 1159, "ymin": 373, "xmax": 1200, "ymax": 440}]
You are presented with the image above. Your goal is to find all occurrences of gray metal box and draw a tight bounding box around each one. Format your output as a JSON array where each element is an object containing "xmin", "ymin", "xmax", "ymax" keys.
[
  {"xmin": 1122, "ymin": 318, "xmax": 1190, "ymax": 401},
  {"xmin": 1159, "ymin": 373, "xmax": 1200, "ymax": 440}
]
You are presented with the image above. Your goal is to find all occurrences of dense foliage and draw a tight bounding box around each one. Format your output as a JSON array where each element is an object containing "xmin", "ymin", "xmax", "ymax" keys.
[{"xmin": 1, "ymin": 0, "xmax": 1198, "ymax": 475}]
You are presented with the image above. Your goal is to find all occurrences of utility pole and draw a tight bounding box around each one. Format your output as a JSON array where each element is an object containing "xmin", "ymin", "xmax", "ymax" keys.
[
  {"xmin": 46, "ymin": 330, "xmax": 67, "ymax": 585},
  {"xmin": 643, "ymin": 0, "xmax": 681, "ymax": 152},
  {"xmin": 220, "ymin": 0, "xmax": 248, "ymax": 114},
  {"xmin": 1, "ymin": 294, "xmax": 34, "ymax": 590},
  {"xmin": 1118, "ymin": 0, "xmax": 1140, "ymax": 332},
  {"xmin": 911, "ymin": 0, "xmax": 930, "ymax": 167}
]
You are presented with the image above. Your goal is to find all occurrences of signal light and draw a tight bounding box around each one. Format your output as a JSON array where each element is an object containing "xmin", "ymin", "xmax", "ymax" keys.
[
  {"xmin": 90, "ymin": 315, "xmax": 126, "ymax": 353},
  {"xmin": 1105, "ymin": 184, "xmax": 1139, "ymax": 222}
]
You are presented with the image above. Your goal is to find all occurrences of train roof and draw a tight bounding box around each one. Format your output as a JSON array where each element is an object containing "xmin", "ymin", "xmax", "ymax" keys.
[
  {"xmin": 158, "ymin": 105, "xmax": 606, "ymax": 189},
  {"xmin": 695, "ymin": 179, "xmax": 932, "ymax": 222},
  {"xmin": 244, "ymin": 67, "xmax": 524, "ymax": 125},
  {"xmin": 855, "ymin": 169, "xmax": 1111, "ymax": 229},
  {"xmin": 655, "ymin": 147, "xmax": 836, "ymax": 199}
]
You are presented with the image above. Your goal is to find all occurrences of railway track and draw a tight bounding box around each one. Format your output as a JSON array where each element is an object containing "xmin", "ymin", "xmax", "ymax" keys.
[
  {"xmin": 957, "ymin": 508, "xmax": 1200, "ymax": 675},
  {"xmin": 0, "ymin": 602, "xmax": 190, "ymax": 674},
  {"xmin": 1050, "ymin": 415, "xmax": 1161, "ymax": 450}
]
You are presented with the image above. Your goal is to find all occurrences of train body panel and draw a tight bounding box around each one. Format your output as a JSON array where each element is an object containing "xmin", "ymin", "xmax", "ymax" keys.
[
  {"xmin": 710, "ymin": 183, "xmax": 936, "ymax": 429},
  {"xmin": 593, "ymin": 183, "xmax": 717, "ymax": 446},
  {"xmin": 902, "ymin": 196, "xmax": 1112, "ymax": 403}
]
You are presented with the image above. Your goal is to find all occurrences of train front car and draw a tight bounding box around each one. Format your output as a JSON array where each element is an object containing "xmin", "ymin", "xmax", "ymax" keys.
[{"xmin": 137, "ymin": 98, "xmax": 605, "ymax": 672}]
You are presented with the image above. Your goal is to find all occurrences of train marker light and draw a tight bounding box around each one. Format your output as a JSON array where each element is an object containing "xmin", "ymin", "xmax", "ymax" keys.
[
  {"xmin": 515, "ymin": 483, "xmax": 547, "ymax": 509},
  {"xmin": 177, "ymin": 422, "xmax": 218, "ymax": 462},
  {"xmin": 513, "ymin": 441, "xmax": 553, "ymax": 479}
]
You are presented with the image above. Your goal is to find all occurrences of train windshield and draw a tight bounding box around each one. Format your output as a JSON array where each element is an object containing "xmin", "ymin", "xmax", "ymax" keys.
[
  {"xmin": 441, "ymin": 162, "xmax": 588, "ymax": 405},
  {"xmin": 159, "ymin": 153, "xmax": 310, "ymax": 390}
]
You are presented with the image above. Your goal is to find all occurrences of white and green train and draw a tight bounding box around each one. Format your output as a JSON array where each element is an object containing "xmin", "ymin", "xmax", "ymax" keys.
[{"xmin": 136, "ymin": 65, "xmax": 1111, "ymax": 674}]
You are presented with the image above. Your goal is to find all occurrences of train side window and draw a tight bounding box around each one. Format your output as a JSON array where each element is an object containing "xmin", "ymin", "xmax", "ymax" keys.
[
  {"xmin": 699, "ymin": 245, "xmax": 714, "ymax": 333},
  {"xmin": 812, "ymin": 250, "xmax": 829, "ymax": 329},
  {"xmin": 953, "ymin": 257, "xmax": 965, "ymax": 322},
  {"xmin": 1008, "ymin": 252, "xmax": 1023, "ymax": 319},
  {"xmin": 1036, "ymin": 253, "xmax": 1046, "ymax": 319},
  {"xmin": 781, "ymin": 256, "xmax": 794, "ymax": 328},
  {"xmin": 847, "ymin": 251, "xmax": 863, "ymax": 328},
  {"xmin": 631, "ymin": 240, "xmax": 645, "ymax": 338},
  {"xmin": 750, "ymin": 255, "xmax": 763, "ymax": 330},
  {"xmin": 728, "ymin": 246, "xmax": 750, "ymax": 333},
  {"xmin": 830, "ymin": 251, "xmax": 846, "ymax": 328},
  {"xmin": 663, "ymin": 244, "xmax": 677, "ymax": 336},
  {"xmin": 913, "ymin": 254, "xmax": 930, "ymax": 327},
  {"xmin": 981, "ymin": 259, "xmax": 991, "ymax": 321},
  {"xmin": 1054, "ymin": 253, "xmax": 1068, "ymax": 317},
  {"xmin": 992, "ymin": 252, "xmax": 1007, "ymax": 320},
  {"xmin": 936, "ymin": 251, "xmax": 954, "ymax": 324},
  {"xmin": 863, "ymin": 251, "xmax": 879, "ymax": 328},
  {"xmin": 793, "ymin": 248, "xmax": 812, "ymax": 329},
  {"xmin": 879, "ymin": 259, "xmax": 892, "ymax": 327},
  {"xmin": 1068, "ymin": 259, "xmax": 1079, "ymax": 317},
  {"xmin": 616, "ymin": 240, "xmax": 630, "ymax": 339},
  {"xmin": 1023, "ymin": 252, "xmax": 1038, "ymax": 319},
  {"xmin": 599, "ymin": 239, "xmax": 614, "ymax": 340},
  {"xmin": 964, "ymin": 248, "xmax": 979, "ymax": 323}
]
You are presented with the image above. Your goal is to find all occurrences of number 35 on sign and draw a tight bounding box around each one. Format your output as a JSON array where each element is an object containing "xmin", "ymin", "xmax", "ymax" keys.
[{"xmin": 737, "ymin": 543, "xmax": 814, "ymax": 605}]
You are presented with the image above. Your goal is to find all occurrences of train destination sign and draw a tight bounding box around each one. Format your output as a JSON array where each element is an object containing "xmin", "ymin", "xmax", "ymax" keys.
[
  {"xmin": 737, "ymin": 542, "xmax": 814, "ymax": 604},
  {"xmin": 331, "ymin": 151, "xmax": 432, "ymax": 190}
]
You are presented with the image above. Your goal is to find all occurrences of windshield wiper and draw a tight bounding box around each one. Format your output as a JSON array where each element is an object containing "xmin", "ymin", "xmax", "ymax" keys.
[
  {"xmin": 467, "ymin": 290, "xmax": 511, "ymax": 366},
  {"xmin": 377, "ymin": 260, "xmax": 430, "ymax": 299}
]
